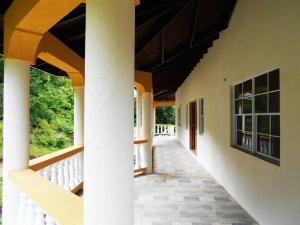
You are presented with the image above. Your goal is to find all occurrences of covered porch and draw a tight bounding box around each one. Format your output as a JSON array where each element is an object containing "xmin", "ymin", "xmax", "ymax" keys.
[{"xmin": 1, "ymin": 0, "xmax": 300, "ymax": 225}]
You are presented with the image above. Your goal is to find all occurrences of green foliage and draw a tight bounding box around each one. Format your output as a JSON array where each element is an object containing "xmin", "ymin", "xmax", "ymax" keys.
[
  {"xmin": 156, "ymin": 106, "xmax": 175, "ymax": 125},
  {"xmin": 29, "ymin": 69, "xmax": 74, "ymax": 152},
  {"xmin": 0, "ymin": 57, "xmax": 74, "ymax": 159}
]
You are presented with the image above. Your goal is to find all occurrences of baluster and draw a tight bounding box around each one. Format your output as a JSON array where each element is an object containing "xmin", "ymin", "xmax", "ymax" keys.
[
  {"xmin": 17, "ymin": 192, "xmax": 27, "ymax": 225},
  {"xmin": 69, "ymin": 157, "xmax": 76, "ymax": 188},
  {"xmin": 42, "ymin": 167, "xmax": 50, "ymax": 181},
  {"xmin": 136, "ymin": 145, "xmax": 141, "ymax": 168},
  {"xmin": 24, "ymin": 199, "xmax": 35, "ymax": 225},
  {"xmin": 242, "ymin": 135, "xmax": 245, "ymax": 147},
  {"xmin": 45, "ymin": 215, "xmax": 56, "ymax": 225},
  {"xmin": 57, "ymin": 161, "xmax": 65, "ymax": 188},
  {"xmin": 263, "ymin": 141, "xmax": 266, "ymax": 154},
  {"xmin": 63, "ymin": 159, "xmax": 70, "ymax": 191},
  {"xmin": 78, "ymin": 153, "xmax": 84, "ymax": 182},
  {"xmin": 249, "ymin": 137, "xmax": 252, "ymax": 149},
  {"xmin": 34, "ymin": 207, "xmax": 46, "ymax": 225},
  {"xmin": 50, "ymin": 164, "xmax": 58, "ymax": 185},
  {"xmin": 73, "ymin": 155, "xmax": 80, "ymax": 185}
]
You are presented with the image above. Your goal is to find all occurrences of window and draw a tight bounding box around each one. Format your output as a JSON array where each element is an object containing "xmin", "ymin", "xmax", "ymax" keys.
[
  {"xmin": 186, "ymin": 104, "xmax": 188, "ymax": 130},
  {"xmin": 232, "ymin": 68, "xmax": 280, "ymax": 165},
  {"xmin": 177, "ymin": 106, "xmax": 181, "ymax": 127},
  {"xmin": 199, "ymin": 98, "xmax": 204, "ymax": 135}
]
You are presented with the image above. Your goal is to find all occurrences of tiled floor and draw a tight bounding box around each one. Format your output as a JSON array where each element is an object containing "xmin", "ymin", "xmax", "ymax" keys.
[{"xmin": 134, "ymin": 137, "xmax": 258, "ymax": 225}]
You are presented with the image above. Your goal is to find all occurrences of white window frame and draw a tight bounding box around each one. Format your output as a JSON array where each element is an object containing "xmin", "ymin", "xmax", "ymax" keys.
[{"xmin": 231, "ymin": 68, "xmax": 280, "ymax": 165}]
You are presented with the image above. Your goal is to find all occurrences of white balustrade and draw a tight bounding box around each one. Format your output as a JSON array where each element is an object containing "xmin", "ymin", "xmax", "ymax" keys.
[
  {"xmin": 155, "ymin": 124, "xmax": 176, "ymax": 136},
  {"xmin": 134, "ymin": 144, "xmax": 141, "ymax": 169},
  {"xmin": 37, "ymin": 152, "xmax": 84, "ymax": 191},
  {"xmin": 134, "ymin": 127, "xmax": 138, "ymax": 139},
  {"xmin": 16, "ymin": 191, "xmax": 60, "ymax": 225}
]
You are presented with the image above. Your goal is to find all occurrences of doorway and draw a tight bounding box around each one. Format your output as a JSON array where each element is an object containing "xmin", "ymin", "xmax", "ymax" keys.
[{"xmin": 189, "ymin": 101, "xmax": 197, "ymax": 151}]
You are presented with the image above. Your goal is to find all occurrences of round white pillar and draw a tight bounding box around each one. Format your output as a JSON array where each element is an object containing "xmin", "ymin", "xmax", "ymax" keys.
[
  {"xmin": 74, "ymin": 86, "xmax": 84, "ymax": 146},
  {"xmin": 3, "ymin": 59, "xmax": 30, "ymax": 225},
  {"xmin": 85, "ymin": 1, "xmax": 134, "ymax": 225},
  {"xmin": 136, "ymin": 91, "xmax": 142, "ymax": 139},
  {"xmin": 141, "ymin": 92, "xmax": 153, "ymax": 173}
]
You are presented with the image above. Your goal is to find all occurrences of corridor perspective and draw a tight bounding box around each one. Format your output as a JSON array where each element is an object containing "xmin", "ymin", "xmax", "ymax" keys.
[{"xmin": 134, "ymin": 137, "xmax": 258, "ymax": 225}]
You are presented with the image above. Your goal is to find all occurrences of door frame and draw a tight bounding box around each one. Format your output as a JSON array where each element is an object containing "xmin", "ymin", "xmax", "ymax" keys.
[{"xmin": 189, "ymin": 100, "xmax": 197, "ymax": 151}]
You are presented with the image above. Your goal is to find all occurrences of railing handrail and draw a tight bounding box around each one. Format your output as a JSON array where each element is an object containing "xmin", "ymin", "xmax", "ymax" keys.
[
  {"xmin": 29, "ymin": 146, "xmax": 84, "ymax": 171},
  {"xmin": 9, "ymin": 169, "xmax": 83, "ymax": 225},
  {"xmin": 155, "ymin": 124, "xmax": 176, "ymax": 126},
  {"xmin": 134, "ymin": 139, "xmax": 148, "ymax": 145}
]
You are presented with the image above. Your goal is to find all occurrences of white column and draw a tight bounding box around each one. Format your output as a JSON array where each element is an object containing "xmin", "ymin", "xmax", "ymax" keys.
[
  {"xmin": 74, "ymin": 86, "xmax": 84, "ymax": 146},
  {"xmin": 85, "ymin": 0, "xmax": 134, "ymax": 225},
  {"xmin": 142, "ymin": 92, "xmax": 153, "ymax": 173},
  {"xmin": 136, "ymin": 91, "xmax": 142, "ymax": 139},
  {"xmin": 153, "ymin": 106, "xmax": 156, "ymax": 136},
  {"xmin": 3, "ymin": 59, "xmax": 30, "ymax": 225}
]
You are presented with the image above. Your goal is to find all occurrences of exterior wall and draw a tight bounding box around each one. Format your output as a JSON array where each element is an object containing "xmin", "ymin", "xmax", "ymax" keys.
[{"xmin": 176, "ymin": 1, "xmax": 300, "ymax": 225}]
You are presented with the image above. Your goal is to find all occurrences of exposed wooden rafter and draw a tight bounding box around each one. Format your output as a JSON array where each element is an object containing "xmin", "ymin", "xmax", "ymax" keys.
[{"xmin": 135, "ymin": 0, "xmax": 189, "ymax": 54}]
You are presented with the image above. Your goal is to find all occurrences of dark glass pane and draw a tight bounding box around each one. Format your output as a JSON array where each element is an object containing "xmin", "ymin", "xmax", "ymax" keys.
[
  {"xmin": 243, "ymin": 79, "xmax": 252, "ymax": 97},
  {"xmin": 257, "ymin": 135, "xmax": 270, "ymax": 155},
  {"xmin": 255, "ymin": 74, "xmax": 268, "ymax": 94},
  {"xmin": 245, "ymin": 116, "xmax": 252, "ymax": 132},
  {"xmin": 269, "ymin": 91, "xmax": 280, "ymax": 113},
  {"xmin": 235, "ymin": 99, "xmax": 242, "ymax": 114},
  {"xmin": 269, "ymin": 69, "xmax": 280, "ymax": 91},
  {"xmin": 255, "ymin": 94, "xmax": 268, "ymax": 113},
  {"xmin": 237, "ymin": 116, "xmax": 242, "ymax": 130},
  {"xmin": 235, "ymin": 83, "xmax": 243, "ymax": 99},
  {"xmin": 243, "ymin": 98, "xmax": 252, "ymax": 113},
  {"xmin": 271, "ymin": 137, "xmax": 280, "ymax": 159},
  {"xmin": 237, "ymin": 131, "xmax": 243, "ymax": 146},
  {"xmin": 271, "ymin": 115, "xmax": 280, "ymax": 136},
  {"xmin": 257, "ymin": 115, "xmax": 270, "ymax": 134}
]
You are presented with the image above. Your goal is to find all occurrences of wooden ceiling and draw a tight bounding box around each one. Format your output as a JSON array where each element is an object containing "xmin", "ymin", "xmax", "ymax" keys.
[{"xmin": 0, "ymin": 0, "xmax": 236, "ymax": 101}]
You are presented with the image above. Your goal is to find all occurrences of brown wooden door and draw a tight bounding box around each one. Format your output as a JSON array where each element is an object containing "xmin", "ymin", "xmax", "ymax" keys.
[{"xmin": 189, "ymin": 101, "xmax": 197, "ymax": 150}]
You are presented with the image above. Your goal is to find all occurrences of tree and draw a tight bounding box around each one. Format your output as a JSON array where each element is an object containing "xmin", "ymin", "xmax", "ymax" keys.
[
  {"xmin": 0, "ymin": 56, "xmax": 74, "ymax": 158},
  {"xmin": 155, "ymin": 106, "xmax": 175, "ymax": 124}
]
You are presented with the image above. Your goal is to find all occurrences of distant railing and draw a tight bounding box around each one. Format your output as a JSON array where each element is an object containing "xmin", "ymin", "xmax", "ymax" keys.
[
  {"xmin": 9, "ymin": 146, "xmax": 84, "ymax": 225},
  {"xmin": 155, "ymin": 124, "xmax": 176, "ymax": 136},
  {"xmin": 133, "ymin": 139, "xmax": 148, "ymax": 175}
]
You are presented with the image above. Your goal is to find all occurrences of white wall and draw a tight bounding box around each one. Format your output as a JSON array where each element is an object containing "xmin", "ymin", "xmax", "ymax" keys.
[{"xmin": 176, "ymin": 1, "xmax": 300, "ymax": 225}]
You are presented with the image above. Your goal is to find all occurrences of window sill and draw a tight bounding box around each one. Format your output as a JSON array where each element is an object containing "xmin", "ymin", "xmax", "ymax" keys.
[{"xmin": 231, "ymin": 145, "xmax": 280, "ymax": 166}]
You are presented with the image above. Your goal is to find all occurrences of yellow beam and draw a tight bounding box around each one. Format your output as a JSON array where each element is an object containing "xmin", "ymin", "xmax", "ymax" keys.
[
  {"xmin": 37, "ymin": 33, "xmax": 85, "ymax": 86},
  {"xmin": 153, "ymin": 101, "xmax": 176, "ymax": 107},
  {"xmin": 135, "ymin": 0, "xmax": 141, "ymax": 6},
  {"xmin": 4, "ymin": 0, "xmax": 82, "ymax": 63},
  {"xmin": 9, "ymin": 169, "xmax": 83, "ymax": 225},
  {"xmin": 135, "ymin": 70, "xmax": 152, "ymax": 93}
]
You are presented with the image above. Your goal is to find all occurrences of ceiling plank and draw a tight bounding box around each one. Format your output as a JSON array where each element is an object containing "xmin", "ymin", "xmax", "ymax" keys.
[
  {"xmin": 152, "ymin": 28, "xmax": 222, "ymax": 70},
  {"xmin": 135, "ymin": 0, "xmax": 191, "ymax": 54},
  {"xmin": 136, "ymin": 0, "xmax": 186, "ymax": 27},
  {"xmin": 189, "ymin": 0, "xmax": 203, "ymax": 47}
]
